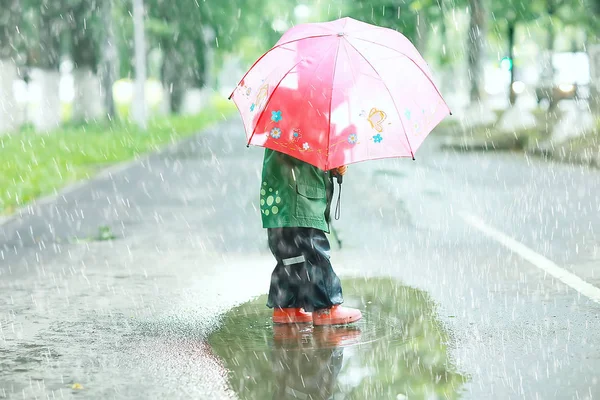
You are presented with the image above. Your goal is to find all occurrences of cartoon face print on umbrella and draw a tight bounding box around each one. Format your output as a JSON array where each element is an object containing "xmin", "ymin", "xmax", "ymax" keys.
[{"xmin": 366, "ymin": 108, "xmax": 387, "ymax": 133}]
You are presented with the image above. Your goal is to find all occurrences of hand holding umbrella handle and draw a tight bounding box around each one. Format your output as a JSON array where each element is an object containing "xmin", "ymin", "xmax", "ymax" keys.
[{"xmin": 332, "ymin": 166, "xmax": 347, "ymax": 185}]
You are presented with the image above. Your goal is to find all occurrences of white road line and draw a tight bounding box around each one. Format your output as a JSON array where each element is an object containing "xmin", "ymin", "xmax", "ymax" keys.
[{"xmin": 460, "ymin": 212, "xmax": 600, "ymax": 304}]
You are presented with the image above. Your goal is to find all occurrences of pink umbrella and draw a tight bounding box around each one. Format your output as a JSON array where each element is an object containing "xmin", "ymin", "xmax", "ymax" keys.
[{"xmin": 229, "ymin": 17, "xmax": 451, "ymax": 171}]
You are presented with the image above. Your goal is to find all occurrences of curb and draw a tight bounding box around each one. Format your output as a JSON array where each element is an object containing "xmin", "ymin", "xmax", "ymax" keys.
[
  {"xmin": 438, "ymin": 135, "xmax": 599, "ymax": 170},
  {"xmin": 526, "ymin": 146, "xmax": 600, "ymax": 169},
  {"xmin": 439, "ymin": 135, "xmax": 521, "ymax": 152}
]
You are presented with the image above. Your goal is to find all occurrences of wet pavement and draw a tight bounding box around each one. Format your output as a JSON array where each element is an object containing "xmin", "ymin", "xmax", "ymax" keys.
[{"xmin": 1, "ymin": 118, "xmax": 600, "ymax": 399}]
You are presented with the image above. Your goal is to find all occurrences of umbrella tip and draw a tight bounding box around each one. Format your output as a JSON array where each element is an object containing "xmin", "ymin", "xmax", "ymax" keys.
[{"xmin": 411, "ymin": 152, "xmax": 415, "ymax": 161}]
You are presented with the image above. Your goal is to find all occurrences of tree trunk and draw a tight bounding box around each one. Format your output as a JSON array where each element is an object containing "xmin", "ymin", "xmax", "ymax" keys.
[
  {"xmin": 467, "ymin": 0, "xmax": 485, "ymax": 103},
  {"xmin": 0, "ymin": 0, "xmax": 19, "ymax": 133},
  {"xmin": 0, "ymin": 59, "xmax": 18, "ymax": 133},
  {"xmin": 508, "ymin": 20, "xmax": 517, "ymax": 106},
  {"xmin": 72, "ymin": 67, "xmax": 104, "ymax": 122},
  {"xmin": 28, "ymin": 11, "xmax": 62, "ymax": 70},
  {"xmin": 0, "ymin": 0, "xmax": 19, "ymax": 58},
  {"xmin": 161, "ymin": 45, "xmax": 186, "ymax": 113},
  {"xmin": 542, "ymin": 2, "xmax": 556, "ymax": 85},
  {"xmin": 132, "ymin": 0, "xmax": 147, "ymax": 129},
  {"xmin": 100, "ymin": 0, "xmax": 118, "ymax": 119},
  {"xmin": 71, "ymin": 3, "xmax": 103, "ymax": 122},
  {"xmin": 26, "ymin": 11, "xmax": 62, "ymax": 131},
  {"xmin": 28, "ymin": 68, "xmax": 61, "ymax": 131},
  {"xmin": 193, "ymin": 40, "xmax": 207, "ymax": 89}
]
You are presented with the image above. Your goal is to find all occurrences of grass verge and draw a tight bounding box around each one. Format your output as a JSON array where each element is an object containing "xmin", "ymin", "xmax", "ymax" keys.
[
  {"xmin": 0, "ymin": 95, "xmax": 235, "ymax": 215},
  {"xmin": 436, "ymin": 110, "xmax": 545, "ymax": 151},
  {"xmin": 438, "ymin": 111, "xmax": 600, "ymax": 168},
  {"xmin": 539, "ymin": 118, "xmax": 600, "ymax": 165}
]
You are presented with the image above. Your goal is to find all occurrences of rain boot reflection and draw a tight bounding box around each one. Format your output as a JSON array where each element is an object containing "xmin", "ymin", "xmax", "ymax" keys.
[{"xmin": 271, "ymin": 324, "xmax": 362, "ymax": 400}]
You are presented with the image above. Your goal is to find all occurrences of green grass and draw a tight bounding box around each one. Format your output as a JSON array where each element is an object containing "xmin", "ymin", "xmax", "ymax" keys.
[
  {"xmin": 437, "ymin": 108, "xmax": 549, "ymax": 151},
  {"xmin": 0, "ymin": 95, "xmax": 235, "ymax": 214}
]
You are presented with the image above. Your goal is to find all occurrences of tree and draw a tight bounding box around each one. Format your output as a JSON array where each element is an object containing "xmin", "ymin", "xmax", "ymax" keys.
[
  {"xmin": 490, "ymin": 0, "xmax": 542, "ymax": 105},
  {"xmin": 19, "ymin": 0, "xmax": 66, "ymax": 130},
  {"xmin": 99, "ymin": 0, "xmax": 118, "ymax": 118},
  {"xmin": 143, "ymin": 0, "xmax": 297, "ymax": 113},
  {"xmin": 335, "ymin": 0, "xmax": 425, "ymax": 45},
  {"xmin": 66, "ymin": 0, "xmax": 106, "ymax": 121},
  {"xmin": 0, "ymin": 0, "xmax": 20, "ymax": 60},
  {"xmin": 141, "ymin": 0, "xmax": 239, "ymax": 112},
  {"xmin": 0, "ymin": 0, "xmax": 21, "ymax": 132},
  {"xmin": 467, "ymin": 0, "xmax": 485, "ymax": 103}
]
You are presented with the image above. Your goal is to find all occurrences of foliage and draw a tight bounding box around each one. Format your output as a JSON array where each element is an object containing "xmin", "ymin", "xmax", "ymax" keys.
[{"xmin": 0, "ymin": 0, "xmax": 21, "ymax": 59}]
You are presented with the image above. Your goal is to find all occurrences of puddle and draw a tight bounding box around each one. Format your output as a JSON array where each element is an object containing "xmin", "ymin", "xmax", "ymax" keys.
[{"xmin": 209, "ymin": 278, "xmax": 467, "ymax": 399}]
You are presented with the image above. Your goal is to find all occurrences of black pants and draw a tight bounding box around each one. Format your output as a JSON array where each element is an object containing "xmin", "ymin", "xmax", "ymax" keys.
[{"xmin": 266, "ymin": 227, "xmax": 343, "ymax": 312}]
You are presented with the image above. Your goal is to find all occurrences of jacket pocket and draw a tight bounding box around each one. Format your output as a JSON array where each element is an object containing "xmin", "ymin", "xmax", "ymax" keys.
[
  {"xmin": 296, "ymin": 183, "xmax": 325, "ymax": 199},
  {"xmin": 295, "ymin": 182, "xmax": 326, "ymax": 220}
]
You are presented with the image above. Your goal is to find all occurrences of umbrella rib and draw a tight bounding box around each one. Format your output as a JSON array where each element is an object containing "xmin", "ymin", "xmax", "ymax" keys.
[
  {"xmin": 350, "ymin": 37, "xmax": 451, "ymax": 114},
  {"xmin": 325, "ymin": 40, "xmax": 342, "ymax": 171},
  {"xmin": 344, "ymin": 40, "xmax": 415, "ymax": 159},
  {"xmin": 246, "ymin": 59, "xmax": 304, "ymax": 146},
  {"xmin": 228, "ymin": 34, "xmax": 333, "ymax": 100}
]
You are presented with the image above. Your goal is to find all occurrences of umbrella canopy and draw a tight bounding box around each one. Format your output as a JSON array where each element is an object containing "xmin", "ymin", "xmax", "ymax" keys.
[{"xmin": 230, "ymin": 17, "xmax": 451, "ymax": 170}]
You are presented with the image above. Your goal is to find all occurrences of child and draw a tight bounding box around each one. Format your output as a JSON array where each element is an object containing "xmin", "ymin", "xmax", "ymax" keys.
[{"xmin": 260, "ymin": 148, "xmax": 362, "ymax": 325}]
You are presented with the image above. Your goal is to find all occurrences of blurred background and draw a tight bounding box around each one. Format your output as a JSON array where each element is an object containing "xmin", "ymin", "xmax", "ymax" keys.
[
  {"xmin": 2, "ymin": 3, "xmax": 600, "ymax": 398},
  {"xmin": 0, "ymin": 0, "xmax": 599, "ymax": 212},
  {"xmin": 0, "ymin": 0, "xmax": 599, "ymax": 126}
]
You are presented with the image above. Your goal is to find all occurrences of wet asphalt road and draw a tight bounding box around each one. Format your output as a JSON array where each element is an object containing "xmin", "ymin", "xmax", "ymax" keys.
[{"xmin": 1, "ymin": 117, "xmax": 600, "ymax": 399}]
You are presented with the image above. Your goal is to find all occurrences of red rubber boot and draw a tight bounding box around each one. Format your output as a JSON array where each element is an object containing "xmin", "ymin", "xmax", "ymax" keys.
[
  {"xmin": 312, "ymin": 305, "xmax": 362, "ymax": 326},
  {"xmin": 272, "ymin": 308, "xmax": 313, "ymax": 324}
]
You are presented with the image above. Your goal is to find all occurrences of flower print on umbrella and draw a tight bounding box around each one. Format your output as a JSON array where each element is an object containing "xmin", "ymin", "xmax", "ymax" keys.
[
  {"xmin": 404, "ymin": 109, "xmax": 411, "ymax": 120},
  {"xmin": 372, "ymin": 134, "xmax": 383, "ymax": 143},
  {"xmin": 271, "ymin": 110, "xmax": 282, "ymax": 123},
  {"xmin": 347, "ymin": 133, "xmax": 358, "ymax": 145},
  {"xmin": 302, "ymin": 142, "xmax": 310, "ymax": 151},
  {"xmin": 291, "ymin": 129, "xmax": 302, "ymax": 142},
  {"xmin": 270, "ymin": 127, "xmax": 282, "ymax": 139},
  {"xmin": 250, "ymin": 103, "xmax": 256, "ymax": 112}
]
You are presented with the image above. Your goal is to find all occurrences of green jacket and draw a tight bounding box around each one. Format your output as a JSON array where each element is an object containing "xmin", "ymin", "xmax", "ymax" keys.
[{"xmin": 260, "ymin": 149, "xmax": 334, "ymax": 233}]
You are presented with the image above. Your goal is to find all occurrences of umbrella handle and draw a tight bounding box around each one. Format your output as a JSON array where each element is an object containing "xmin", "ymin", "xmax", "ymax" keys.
[{"xmin": 334, "ymin": 176, "xmax": 342, "ymax": 220}]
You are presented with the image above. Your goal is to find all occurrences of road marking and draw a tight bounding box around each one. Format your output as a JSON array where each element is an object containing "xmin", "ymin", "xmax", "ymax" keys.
[{"xmin": 460, "ymin": 212, "xmax": 600, "ymax": 304}]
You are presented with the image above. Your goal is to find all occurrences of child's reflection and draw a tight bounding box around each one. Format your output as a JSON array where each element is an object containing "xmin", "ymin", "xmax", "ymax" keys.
[{"xmin": 270, "ymin": 324, "xmax": 362, "ymax": 400}]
